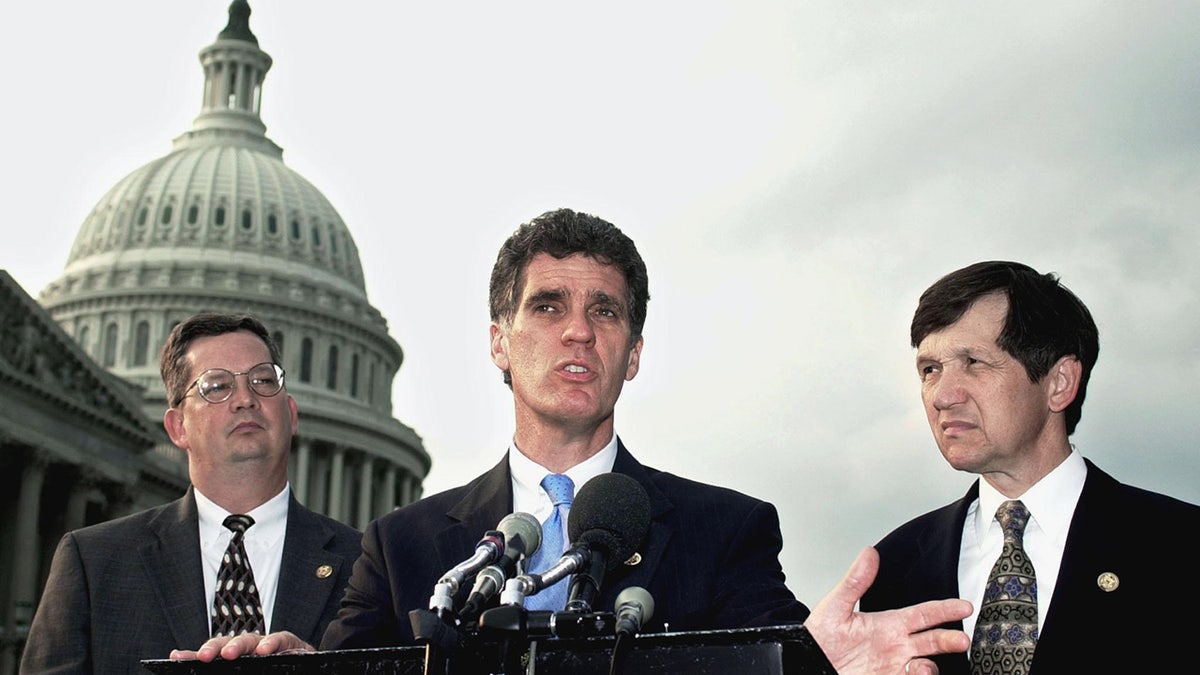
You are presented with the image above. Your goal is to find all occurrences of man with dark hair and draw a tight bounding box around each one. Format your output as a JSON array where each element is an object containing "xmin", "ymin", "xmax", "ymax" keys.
[
  {"xmin": 196, "ymin": 208, "xmax": 971, "ymax": 673},
  {"xmin": 861, "ymin": 261, "xmax": 1200, "ymax": 674},
  {"xmin": 22, "ymin": 313, "xmax": 361, "ymax": 674}
]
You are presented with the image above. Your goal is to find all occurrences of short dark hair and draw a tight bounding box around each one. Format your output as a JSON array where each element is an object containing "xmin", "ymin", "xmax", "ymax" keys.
[
  {"xmin": 160, "ymin": 312, "xmax": 281, "ymax": 406},
  {"xmin": 489, "ymin": 208, "xmax": 650, "ymax": 334},
  {"xmin": 911, "ymin": 261, "xmax": 1099, "ymax": 435},
  {"xmin": 488, "ymin": 208, "xmax": 650, "ymax": 386}
]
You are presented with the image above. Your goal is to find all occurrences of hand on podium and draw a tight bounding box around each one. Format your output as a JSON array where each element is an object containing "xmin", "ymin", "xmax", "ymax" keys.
[
  {"xmin": 168, "ymin": 631, "xmax": 313, "ymax": 662},
  {"xmin": 804, "ymin": 547, "xmax": 971, "ymax": 675}
]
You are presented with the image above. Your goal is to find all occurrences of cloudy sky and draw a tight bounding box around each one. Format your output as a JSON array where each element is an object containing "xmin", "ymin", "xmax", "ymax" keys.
[{"xmin": 4, "ymin": 1, "xmax": 1197, "ymax": 606}]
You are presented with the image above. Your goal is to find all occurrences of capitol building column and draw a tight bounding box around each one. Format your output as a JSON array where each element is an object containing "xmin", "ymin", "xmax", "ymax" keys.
[
  {"xmin": 356, "ymin": 455, "xmax": 375, "ymax": 529},
  {"xmin": 293, "ymin": 438, "xmax": 312, "ymax": 505},
  {"xmin": 2, "ymin": 451, "xmax": 48, "ymax": 674},
  {"xmin": 327, "ymin": 446, "xmax": 345, "ymax": 522}
]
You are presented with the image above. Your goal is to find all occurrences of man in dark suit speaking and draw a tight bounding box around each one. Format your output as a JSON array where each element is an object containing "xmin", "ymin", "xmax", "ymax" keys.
[
  {"xmin": 861, "ymin": 261, "xmax": 1200, "ymax": 674},
  {"xmin": 196, "ymin": 209, "xmax": 971, "ymax": 673},
  {"xmin": 21, "ymin": 313, "xmax": 361, "ymax": 674}
]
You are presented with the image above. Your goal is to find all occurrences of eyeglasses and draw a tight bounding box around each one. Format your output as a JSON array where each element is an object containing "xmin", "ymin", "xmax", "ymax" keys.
[{"xmin": 179, "ymin": 362, "xmax": 286, "ymax": 405}]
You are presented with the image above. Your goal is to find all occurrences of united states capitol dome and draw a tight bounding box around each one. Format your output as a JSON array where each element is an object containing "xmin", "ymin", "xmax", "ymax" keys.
[{"xmin": 38, "ymin": 0, "xmax": 429, "ymax": 524}]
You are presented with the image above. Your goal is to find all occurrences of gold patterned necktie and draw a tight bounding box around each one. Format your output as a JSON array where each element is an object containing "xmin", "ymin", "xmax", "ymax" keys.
[
  {"xmin": 211, "ymin": 514, "xmax": 265, "ymax": 637},
  {"xmin": 970, "ymin": 499, "xmax": 1038, "ymax": 675}
]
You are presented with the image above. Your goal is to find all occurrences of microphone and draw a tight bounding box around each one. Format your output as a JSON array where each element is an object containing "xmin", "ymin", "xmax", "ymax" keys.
[
  {"xmin": 459, "ymin": 512, "xmax": 542, "ymax": 621},
  {"xmin": 563, "ymin": 473, "xmax": 651, "ymax": 614},
  {"xmin": 499, "ymin": 473, "xmax": 651, "ymax": 611},
  {"xmin": 614, "ymin": 586, "xmax": 654, "ymax": 637},
  {"xmin": 428, "ymin": 528, "xmax": 505, "ymax": 618}
]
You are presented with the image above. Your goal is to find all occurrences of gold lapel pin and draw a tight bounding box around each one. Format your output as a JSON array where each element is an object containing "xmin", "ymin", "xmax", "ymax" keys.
[
  {"xmin": 624, "ymin": 552, "xmax": 642, "ymax": 566},
  {"xmin": 1097, "ymin": 572, "xmax": 1119, "ymax": 592},
  {"xmin": 316, "ymin": 564, "xmax": 334, "ymax": 579}
]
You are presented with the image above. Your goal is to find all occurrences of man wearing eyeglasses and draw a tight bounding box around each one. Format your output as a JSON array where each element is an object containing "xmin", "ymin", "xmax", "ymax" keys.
[{"xmin": 21, "ymin": 313, "xmax": 362, "ymax": 675}]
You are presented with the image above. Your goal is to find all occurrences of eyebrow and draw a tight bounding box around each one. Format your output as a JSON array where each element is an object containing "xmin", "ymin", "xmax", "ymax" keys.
[
  {"xmin": 525, "ymin": 288, "xmax": 567, "ymax": 307},
  {"xmin": 523, "ymin": 288, "xmax": 627, "ymax": 316}
]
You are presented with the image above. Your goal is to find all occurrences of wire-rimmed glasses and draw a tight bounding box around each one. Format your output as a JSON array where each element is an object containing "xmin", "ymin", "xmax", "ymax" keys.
[{"xmin": 179, "ymin": 362, "xmax": 285, "ymax": 405}]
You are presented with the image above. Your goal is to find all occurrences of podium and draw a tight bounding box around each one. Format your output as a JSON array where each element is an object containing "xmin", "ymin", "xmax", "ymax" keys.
[{"xmin": 141, "ymin": 625, "xmax": 836, "ymax": 674}]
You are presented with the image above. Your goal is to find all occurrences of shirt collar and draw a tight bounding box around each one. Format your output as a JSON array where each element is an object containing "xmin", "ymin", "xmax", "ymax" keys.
[
  {"xmin": 509, "ymin": 435, "xmax": 620, "ymax": 509},
  {"xmin": 975, "ymin": 447, "xmax": 1086, "ymax": 544},
  {"xmin": 195, "ymin": 484, "xmax": 291, "ymax": 544}
]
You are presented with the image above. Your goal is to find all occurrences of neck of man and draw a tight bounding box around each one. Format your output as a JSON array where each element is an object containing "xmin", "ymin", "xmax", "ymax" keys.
[
  {"xmin": 193, "ymin": 466, "xmax": 287, "ymax": 515},
  {"xmin": 513, "ymin": 415, "xmax": 615, "ymax": 474},
  {"xmin": 981, "ymin": 439, "xmax": 1073, "ymax": 499}
]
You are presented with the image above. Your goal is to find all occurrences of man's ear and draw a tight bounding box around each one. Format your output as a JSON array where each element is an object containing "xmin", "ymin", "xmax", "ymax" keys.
[
  {"xmin": 625, "ymin": 336, "xmax": 644, "ymax": 381},
  {"xmin": 163, "ymin": 407, "xmax": 189, "ymax": 451},
  {"xmin": 1046, "ymin": 355, "xmax": 1082, "ymax": 414},
  {"xmin": 489, "ymin": 323, "xmax": 510, "ymax": 372}
]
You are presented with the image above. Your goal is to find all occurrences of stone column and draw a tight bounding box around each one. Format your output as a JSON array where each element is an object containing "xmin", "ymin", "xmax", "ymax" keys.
[
  {"xmin": 377, "ymin": 465, "xmax": 398, "ymax": 516},
  {"xmin": 2, "ymin": 452, "xmax": 48, "ymax": 674},
  {"xmin": 327, "ymin": 447, "xmax": 345, "ymax": 522},
  {"xmin": 64, "ymin": 471, "xmax": 100, "ymax": 532},
  {"xmin": 399, "ymin": 470, "xmax": 414, "ymax": 508},
  {"xmin": 357, "ymin": 455, "xmax": 374, "ymax": 529},
  {"xmin": 293, "ymin": 438, "xmax": 312, "ymax": 505}
]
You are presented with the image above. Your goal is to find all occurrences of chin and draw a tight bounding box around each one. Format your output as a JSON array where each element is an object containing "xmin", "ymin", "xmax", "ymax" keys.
[{"xmin": 942, "ymin": 447, "xmax": 988, "ymax": 474}]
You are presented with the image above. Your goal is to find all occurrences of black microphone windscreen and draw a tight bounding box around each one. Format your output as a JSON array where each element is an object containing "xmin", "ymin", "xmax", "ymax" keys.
[{"xmin": 568, "ymin": 473, "xmax": 651, "ymax": 566}]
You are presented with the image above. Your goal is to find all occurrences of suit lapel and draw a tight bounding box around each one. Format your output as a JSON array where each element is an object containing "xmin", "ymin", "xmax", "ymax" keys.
[
  {"xmin": 912, "ymin": 485, "xmax": 975, "ymax": 605},
  {"xmin": 141, "ymin": 490, "xmax": 210, "ymax": 649},
  {"xmin": 439, "ymin": 454, "xmax": 514, "ymax": 579},
  {"xmin": 596, "ymin": 443, "xmax": 673, "ymax": 605},
  {"xmin": 271, "ymin": 496, "xmax": 346, "ymax": 640},
  {"xmin": 1036, "ymin": 460, "xmax": 1119, "ymax": 662}
]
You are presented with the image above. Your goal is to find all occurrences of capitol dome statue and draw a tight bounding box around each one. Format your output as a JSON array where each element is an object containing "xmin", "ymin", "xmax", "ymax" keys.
[{"xmin": 38, "ymin": 0, "xmax": 429, "ymax": 525}]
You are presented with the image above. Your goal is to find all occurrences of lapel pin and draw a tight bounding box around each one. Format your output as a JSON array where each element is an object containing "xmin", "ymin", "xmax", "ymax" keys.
[
  {"xmin": 1097, "ymin": 572, "xmax": 1119, "ymax": 592},
  {"xmin": 316, "ymin": 564, "xmax": 334, "ymax": 579},
  {"xmin": 624, "ymin": 552, "xmax": 642, "ymax": 566}
]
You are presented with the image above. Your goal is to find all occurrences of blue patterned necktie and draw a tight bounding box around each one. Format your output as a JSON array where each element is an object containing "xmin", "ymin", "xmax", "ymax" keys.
[
  {"xmin": 971, "ymin": 500, "xmax": 1038, "ymax": 675},
  {"xmin": 524, "ymin": 474, "xmax": 575, "ymax": 611},
  {"xmin": 211, "ymin": 514, "xmax": 265, "ymax": 637}
]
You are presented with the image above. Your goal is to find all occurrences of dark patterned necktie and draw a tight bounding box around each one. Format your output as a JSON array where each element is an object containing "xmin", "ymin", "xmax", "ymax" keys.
[
  {"xmin": 211, "ymin": 514, "xmax": 265, "ymax": 637},
  {"xmin": 524, "ymin": 473, "xmax": 575, "ymax": 611},
  {"xmin": 971, "ymin": 500, "xmax": 1038, "ymax": 675}
]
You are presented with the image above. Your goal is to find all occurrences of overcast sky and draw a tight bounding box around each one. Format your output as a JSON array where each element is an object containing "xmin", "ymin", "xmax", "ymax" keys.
[{"xmin": 3, "ymin": 1, "xmax": 1198, "ymax": 607}]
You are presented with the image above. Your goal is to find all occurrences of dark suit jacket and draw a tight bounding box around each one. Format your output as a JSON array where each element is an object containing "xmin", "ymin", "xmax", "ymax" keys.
[
  {"xmin": 21, "ymin": 488, "xmax": 361, "ymax": 675},
  {"xmin": 860, "ymin": 459, "xmax": 1200, "ymax": 674},
  {"xmin": 322, "ymin": 442, "xmax": 811, "ymax": 649}
]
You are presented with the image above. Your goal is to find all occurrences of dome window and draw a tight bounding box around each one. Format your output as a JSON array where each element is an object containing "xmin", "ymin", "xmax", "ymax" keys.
[
  {"xmin": 300, "ymin": 337, "xmax": 314, "ymax": 383},
  {"xmin": 330, "ymin": 232, "xmax": 339, "ymax": 254},
  {"xmin": 77, "ymin": 325, "xmax": 91, "ymax": 354},
  {"xmin": 187, "ymin": 205, "xmax": 200, "ymax": 225},
  {"xmin": 267, "ymin": 214, "xmax": 278, "ymax": 234},
  {"xmin": 133, "ymin": 321, "xmax": 150, "ymax": 366},
  {"xmin": 161, "ymin": 205, "xmax": 173, "ymax": 224},
  {"xmin": 215, "ymin": 206, "xmax": 226, "ymax": 226},
  {"xmin": 241, "ymin": 209, "xmax": 253, "ymax": 230},
  {"xmin": 327, "ymin": 345, "xmax": 339, "ymax": 389},
  {"xmin": 137, "ymin": 207, "xmax": 149, "ymax": 226},
  {"xmin": 350, "ymin": 353, "xmax": 360, "ymax": 398},
  {"xmin": 102, "ymin": 322, "xmax": 119, "ymax": 368},
  {"xmin": 311, "ymin": 225, "xmax": 322, "ymax": 247},
  {"xmin": 291, "ymin": 219, "xmax": 301, "ymax": 240}
]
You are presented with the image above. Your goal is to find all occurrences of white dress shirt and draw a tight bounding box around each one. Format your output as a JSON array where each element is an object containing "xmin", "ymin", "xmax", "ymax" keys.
[
  {"xmin": 958, "ymin": 448, "xmax": 1087, "ymax": 638},
  {"xmin": 195, "ymin": 485, "xmax": 290, "ymax": 634},
  {"xmin": 509, "ymin": 435, "xmax": 620, "ymax": 555}
]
